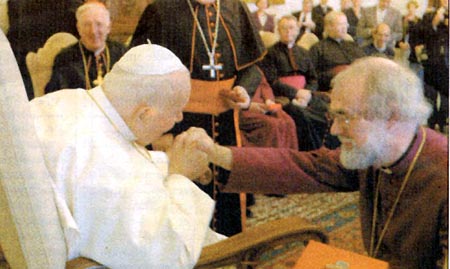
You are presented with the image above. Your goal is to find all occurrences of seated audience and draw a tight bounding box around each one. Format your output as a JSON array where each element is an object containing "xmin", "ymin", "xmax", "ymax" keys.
[
  {"xmin": 31, "ymin": 43, "xmax": 222, "ymax": 268},
  {"xmin": 251, "ymin": 0, "xmax": 276, "ymax": 33},
  {"xmin": 343, "ymin": 0, "xmax": 362, "ymax": 40},
  {"xmin": 259, "ymin": 15, "xmax": 336, "ymax": 151},
  {"xmin": 192, "ymin": 56, "xmax": 448, "ymax": 269},
  {"xmin": 356, "ymin": 0, "xmax": 402, "ymax": 47},
  {"xmin": 293, "ymin": 0, "xmax": 319, "ymax": 40},
  {"xmin": 310, "ymin": 11, "xmax": 365, "ymax": 91},
  {"xmin": 312, "ymin": 0, "xmax": 333, "ymax": 39},
  {"xmin": 45, "ymin": 2, "xmax": 126, "ymax": 93},
  {"xmin": 363, "ymin": 23, "xmax": 395, "ymax": 58}
]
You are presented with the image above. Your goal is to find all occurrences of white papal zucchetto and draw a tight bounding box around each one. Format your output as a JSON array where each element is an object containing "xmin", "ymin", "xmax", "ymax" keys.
[{"xmin": 113, "ymin": 42, "xmax": 187, "ymax": 75}]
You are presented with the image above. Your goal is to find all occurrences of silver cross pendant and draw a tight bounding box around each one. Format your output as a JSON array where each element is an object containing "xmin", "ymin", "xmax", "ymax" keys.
[{"xmin": 202, "ymin": 52, "xmax": 222, "ymax": 79}]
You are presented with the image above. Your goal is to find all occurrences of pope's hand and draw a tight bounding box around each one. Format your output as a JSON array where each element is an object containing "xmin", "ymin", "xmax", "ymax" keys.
[
  {"xmin": 220, "ymin": 86, "xmax": 251, "ymax": 110},
  {"xmin": 167, "ymin": 129, "xmax": 210, "ymax": 183}
]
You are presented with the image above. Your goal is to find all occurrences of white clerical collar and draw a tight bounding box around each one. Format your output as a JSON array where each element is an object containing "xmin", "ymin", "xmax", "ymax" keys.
[
  {"xmin": 93, "ymin": 46, "xmax": 105, "ymax": 57},
  {"xmin": 88, "ymin": 87, "xmax": 137, "ymax": 142}
]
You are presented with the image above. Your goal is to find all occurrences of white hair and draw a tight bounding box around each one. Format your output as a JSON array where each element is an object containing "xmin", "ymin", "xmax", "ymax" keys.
[
  {"xmin": 76, "ymin": 2, "xmax": 110, "ymax": 23},
  {"xmin": 332, "ymin": 57, "xmax": 432, "ymax": 125}
]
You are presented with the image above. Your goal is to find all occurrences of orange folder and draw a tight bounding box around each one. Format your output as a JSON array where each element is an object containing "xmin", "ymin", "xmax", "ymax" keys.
[{"xmin": 294, "ymin": 240, "xmax": 389, "ymax": 269}]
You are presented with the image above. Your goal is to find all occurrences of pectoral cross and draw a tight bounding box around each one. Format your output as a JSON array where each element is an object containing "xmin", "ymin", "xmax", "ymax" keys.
[
  {"xmin": 93, "ymin": 62, "xmax": 104, "ymax": 86},
  {"xmin": 202, "ymin": 52, "xmax": 222, "ymax": 79}
]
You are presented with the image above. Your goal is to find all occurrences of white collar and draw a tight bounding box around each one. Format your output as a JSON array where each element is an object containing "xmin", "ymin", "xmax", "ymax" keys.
[{"xmin": 88, "ymin": 87, "xmax": 137, "ymax": 142}]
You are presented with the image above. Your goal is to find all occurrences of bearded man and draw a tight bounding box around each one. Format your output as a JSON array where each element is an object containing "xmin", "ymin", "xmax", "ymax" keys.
[{"xmin": 188, "ymin": 57, "xmax": 448, "ymax": 269}]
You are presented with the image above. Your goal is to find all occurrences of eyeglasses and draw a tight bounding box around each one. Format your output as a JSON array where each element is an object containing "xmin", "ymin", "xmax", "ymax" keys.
[{"xmin": 326, "ymin": 110, "xmax": 360, "ymax": 125}]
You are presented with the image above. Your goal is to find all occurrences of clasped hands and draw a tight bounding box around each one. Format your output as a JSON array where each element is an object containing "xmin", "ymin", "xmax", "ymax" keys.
[{"xmin": 167, "ymin": 128, "xmax": 222, "ymax": 185}]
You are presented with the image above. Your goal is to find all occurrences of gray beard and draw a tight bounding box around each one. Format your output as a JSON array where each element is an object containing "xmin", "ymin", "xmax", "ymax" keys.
[{"xmin": 339, "ymin": 130, "xmax": 387, "ymax": 170}]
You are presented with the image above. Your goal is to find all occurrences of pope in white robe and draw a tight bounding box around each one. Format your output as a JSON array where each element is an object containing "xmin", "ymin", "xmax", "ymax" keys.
[{"xmin": 29, "ymin": 44, "xmax": 224, "ymax": 268}]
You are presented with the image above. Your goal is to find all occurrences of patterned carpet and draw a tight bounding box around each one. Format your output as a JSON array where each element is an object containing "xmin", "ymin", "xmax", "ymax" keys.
[{"xmin": 245, "ymin": 192, "xmax": 366, "ymax": 268}]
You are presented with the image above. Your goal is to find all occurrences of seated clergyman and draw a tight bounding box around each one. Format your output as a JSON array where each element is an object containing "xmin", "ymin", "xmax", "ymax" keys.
[
  {"xmin": 32, "ymin": 43, "xmax": 225, "ymax": 268},
  {"xmin": 45, "ymin": 2, "xmax": 126, "ymax": 93}
]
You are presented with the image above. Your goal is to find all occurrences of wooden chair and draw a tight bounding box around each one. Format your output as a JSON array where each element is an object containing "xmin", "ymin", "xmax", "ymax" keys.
[
  {"xmin": 25, "ymin": 32, "xmax": 78, "ymax": 97},
  {"xmin": 66, "ymin": 217, "xmax": 328, "ymax": 269},
  {"xmin": 259, "ymin": 31, "xmax": 279, "ymax": 48},
  {"xmin": 296, "ymin": 32, "xmax": 319, "ymax": 50}
]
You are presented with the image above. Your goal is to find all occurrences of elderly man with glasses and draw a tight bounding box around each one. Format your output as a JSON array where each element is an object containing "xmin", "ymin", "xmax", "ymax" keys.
[{"xmin": 183, "ymin": 56, "xmax": 448, "ymax": 269}]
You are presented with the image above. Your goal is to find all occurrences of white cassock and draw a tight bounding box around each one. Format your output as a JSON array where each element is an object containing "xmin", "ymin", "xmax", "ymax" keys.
[{"xmin": 30, "ymin": 86, "xmax": 225, "ymax": 269}]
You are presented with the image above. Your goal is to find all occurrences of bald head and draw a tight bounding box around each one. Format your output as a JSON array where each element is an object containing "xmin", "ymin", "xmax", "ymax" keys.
[{"xmin": 324, "ymin": 11, "xmax": 349, "ymax": 40}]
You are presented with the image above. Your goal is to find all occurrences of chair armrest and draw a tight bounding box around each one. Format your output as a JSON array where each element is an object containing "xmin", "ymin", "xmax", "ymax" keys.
[
  {"xmin": 65, "ymin": 217, "xmax": 327, "ymax": 269},
  {"xmin": 194, "ymin": 216, "xmax": 328, "ymax": 269},
  {"xmin": 66, "ymin": 257, "xmax": 107, "ymax": 269}
]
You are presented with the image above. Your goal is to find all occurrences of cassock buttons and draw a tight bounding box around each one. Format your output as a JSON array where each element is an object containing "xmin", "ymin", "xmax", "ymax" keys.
[
  {"xmin": 210, "ymin": 22, "xmax": 215, "ymax": 28},
  {"xmin": 215, "ymin": 52, "xmax": 221, "ymax": 58},
  {"xmin": 219, "ymin": 73, "xmax": 225, "ymax": 79}
]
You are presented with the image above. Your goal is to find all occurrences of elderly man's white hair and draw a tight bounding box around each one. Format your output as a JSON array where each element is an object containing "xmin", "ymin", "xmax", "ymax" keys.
[
  {"xmin": 331, "ymin": 56, "xmax": 432, "ymax": 125},
  {"xmin": 76, "ymin": 2, "xmax": 110, "ymax": 22}
]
